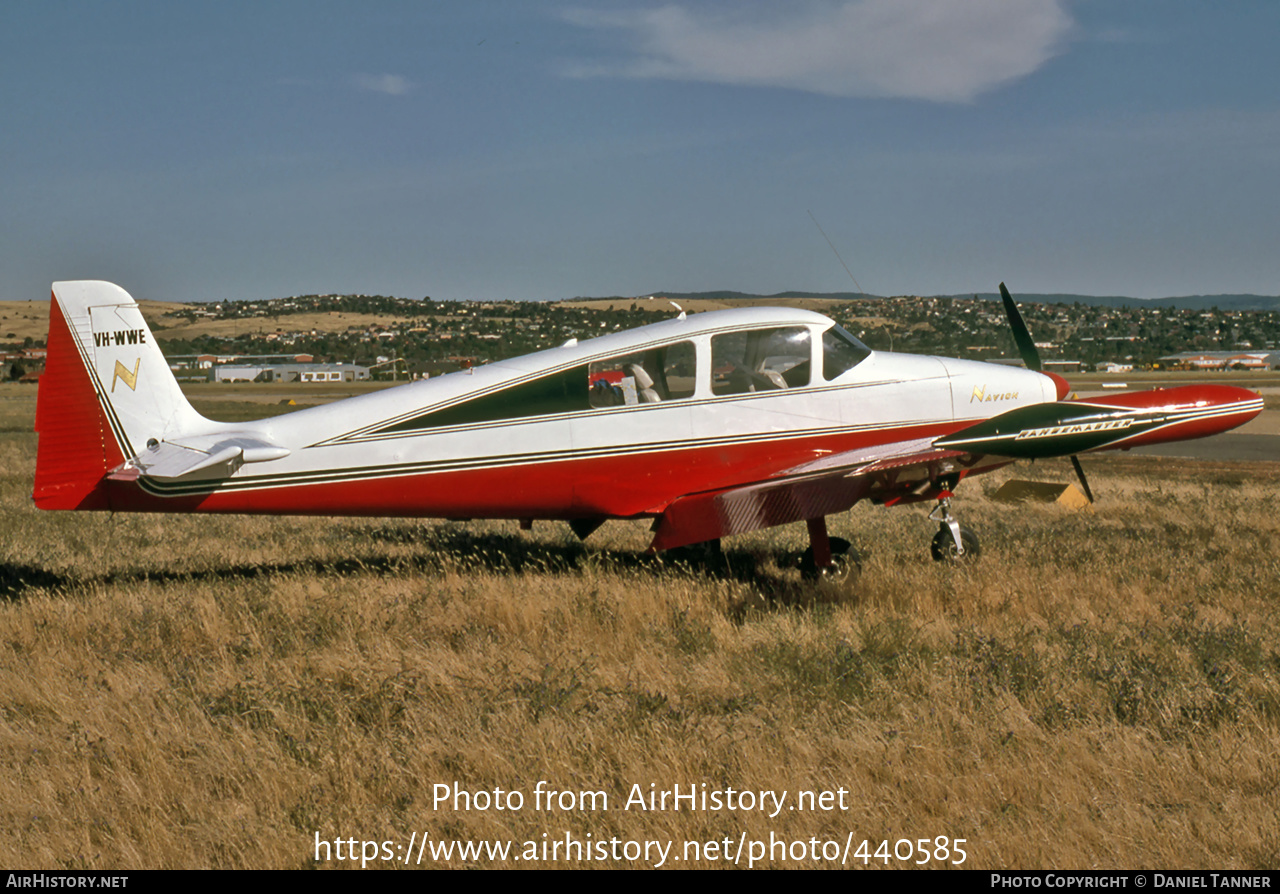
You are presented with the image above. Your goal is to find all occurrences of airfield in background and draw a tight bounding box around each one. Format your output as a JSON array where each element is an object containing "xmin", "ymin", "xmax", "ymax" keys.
[
  {"xmin": 5, "ymin": 294, "xmax": 1276, "ymax": 463},
  {"xmin": 163, "ymin": 370, "xmax": 1278, "ymax": 464}
]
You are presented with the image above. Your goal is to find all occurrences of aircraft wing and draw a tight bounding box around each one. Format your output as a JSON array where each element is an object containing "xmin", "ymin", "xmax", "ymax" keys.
[{"xmin": 649, "ymin": 438, "xmax": 991, "ymax": 551}]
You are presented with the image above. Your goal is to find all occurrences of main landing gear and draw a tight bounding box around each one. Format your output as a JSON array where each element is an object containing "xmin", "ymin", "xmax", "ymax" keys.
[
  {"xmin": 662, "ymin": 538, "xmax": 724, "ymax": 570},
  {"xmin": 800, "ymin": 517, "xmax": 861, "ymax": 586},
  {"xmin": 928, "ymin": 496, "xmax": 980, "ymax": 562}
]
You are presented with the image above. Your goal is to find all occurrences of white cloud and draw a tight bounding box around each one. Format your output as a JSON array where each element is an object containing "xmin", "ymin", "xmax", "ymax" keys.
[
  {"xmin": 563, "ymin": 0, "xmax": 1073, "ymax": 102},
  {"xmin": 353, "ymin": 73, "xmax": 412, "ymax": 96}
]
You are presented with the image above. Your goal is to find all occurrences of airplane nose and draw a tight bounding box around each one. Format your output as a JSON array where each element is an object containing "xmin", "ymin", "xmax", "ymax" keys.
[{"xmin": 1044, "ymin": 371, "xmax": 1071, "ymax": 401}]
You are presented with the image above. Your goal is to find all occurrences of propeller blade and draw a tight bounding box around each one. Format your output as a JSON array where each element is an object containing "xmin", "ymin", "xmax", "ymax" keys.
[
  {"xmin": 999, "ymin": 282, "xmax": 1042, "ymax": 372},
  {"xmin": 1069, "ymin": 454, "xmax": 1094, "ymax": 503}
]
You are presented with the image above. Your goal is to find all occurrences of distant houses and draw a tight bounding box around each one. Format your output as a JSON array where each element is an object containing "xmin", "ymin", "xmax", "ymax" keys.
[
  {"xmin": 984, "ymin": 357, "xmax": 1085, "ymax": 373},
  {"xmin": 208, "ymin": 362, "xmax": 370, "ymax": 384},
  {"xmin": 165, "ymin": 353, "xmax": 370, "ymax": 383},
  {"xmin": 2, "ymin": 348, "xmax": 46, "ymax": 382},
  {"xmin": 1157, "ymin": 351, "xmax": 1280, "ymax": 370}
]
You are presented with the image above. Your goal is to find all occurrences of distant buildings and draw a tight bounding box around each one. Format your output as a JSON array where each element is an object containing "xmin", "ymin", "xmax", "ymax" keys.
[
  {"xmin": 209, "ymin": 362, "xmax": 370, "ymax": 383},
  {"xmin": 1157, "ymin": 351, "xmax": 1279, "ymax": 370},
  {"xmin": 984, "ymin": 358, "xmax": 1084, "ymax": 373},
  {"xmin": 168, "ymin": 352, "xmax": 314, "ymax": 372},
  {"xmin": 165, "ymin": 353, "xmax": 376, "ymax": 383},
  {"xmin": 2, "ymin": 348, "xmax": 46, "ymax": 382}
]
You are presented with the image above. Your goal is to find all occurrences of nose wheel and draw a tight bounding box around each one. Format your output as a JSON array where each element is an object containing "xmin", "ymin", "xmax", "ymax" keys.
[{"xmin": 928, "ymin": 496, "xmax": 980, "ymax": 562}]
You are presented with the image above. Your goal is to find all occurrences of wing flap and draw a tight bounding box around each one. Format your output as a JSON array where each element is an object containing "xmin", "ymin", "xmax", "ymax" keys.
[{"xmin": 649, "ymin": 440, "xmax": 974, "ymax": 551}]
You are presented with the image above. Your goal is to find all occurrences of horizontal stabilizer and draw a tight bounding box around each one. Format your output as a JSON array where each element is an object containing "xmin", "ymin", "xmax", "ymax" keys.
[{"xmin": 114, "ymin": 436, "xmax": 291, "ymax": 481}]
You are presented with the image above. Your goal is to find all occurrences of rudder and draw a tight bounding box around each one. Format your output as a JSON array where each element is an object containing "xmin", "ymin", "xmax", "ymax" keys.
[{"xmin": 34, "ymin": 281, "xmax": 205, "ymax": 509}]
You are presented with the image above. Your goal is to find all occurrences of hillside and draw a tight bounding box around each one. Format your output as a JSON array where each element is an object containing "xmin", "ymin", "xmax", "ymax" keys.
[
  {"xmin": 6, "ymin": 289, "xmax": 1280, "ymax": 373},
  {"xmin": 573, "ymin": 290, "xmax": 1280, "ymax": 313}
]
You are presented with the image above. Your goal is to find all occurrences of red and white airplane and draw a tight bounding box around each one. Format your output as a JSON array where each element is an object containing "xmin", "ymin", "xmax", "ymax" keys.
[{"xmin": 33, "ymin": 281, "xmax": 1263, "ymax": 581}]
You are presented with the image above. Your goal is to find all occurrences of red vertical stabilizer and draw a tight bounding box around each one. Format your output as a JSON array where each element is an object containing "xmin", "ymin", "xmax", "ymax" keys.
[{"xmin": 32, "ymin": 295, "xmax": 123, "ymax": 509}]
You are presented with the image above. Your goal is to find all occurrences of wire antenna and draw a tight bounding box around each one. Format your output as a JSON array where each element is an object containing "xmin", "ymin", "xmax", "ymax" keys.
[{"xmin": 808, "ymin": 210, "xmax": 863, "ymax": 295}]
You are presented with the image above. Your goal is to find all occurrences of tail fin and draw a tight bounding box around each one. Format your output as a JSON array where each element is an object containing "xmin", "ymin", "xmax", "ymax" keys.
[{"xmin": 34, "ymin": 281, "xmax": 206, "ymax": 509}]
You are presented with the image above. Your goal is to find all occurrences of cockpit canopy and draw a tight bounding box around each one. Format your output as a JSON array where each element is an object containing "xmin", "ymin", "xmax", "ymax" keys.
[{"xmin": 376, "ymin": 319, "xmax": 871, "ymax": 434}]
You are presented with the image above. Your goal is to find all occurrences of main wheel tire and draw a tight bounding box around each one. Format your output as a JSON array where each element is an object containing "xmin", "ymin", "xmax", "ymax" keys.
[
  {"xmin": 663, "ymin": 538, "xmax": 724, "ymax": 568},
  {"xmin": 930, "ymin": 527, "xmax": 980, "ymax": 561},
  {"xmin": 800, "ymin": 537, "xmax": 859, "ymax": 584}
]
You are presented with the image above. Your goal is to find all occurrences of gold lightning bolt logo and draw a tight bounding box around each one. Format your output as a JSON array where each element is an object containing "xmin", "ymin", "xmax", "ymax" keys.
[{"xmin": 112, "ymin": 358, "xmax": 140, "ymax": 392}]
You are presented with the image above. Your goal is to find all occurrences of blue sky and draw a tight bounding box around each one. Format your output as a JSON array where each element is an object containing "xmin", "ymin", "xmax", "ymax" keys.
[{"xmin": 3, "ymin": 1, "xmax": 1279, "ymax": 302}]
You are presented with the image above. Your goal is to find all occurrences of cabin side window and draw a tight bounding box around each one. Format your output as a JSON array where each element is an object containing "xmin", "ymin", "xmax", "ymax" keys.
[
  {"xmin": 588, "ymin": 341, "xmax": 697, "ymax": 407},
  {"xmin": 379, "ymin": 365, "xmax": 591, "ymax": 432},
  {"xmin": 822, "ymin": 325, "xmax": 871, "ymax": 381},
  {"xmin": 710, "ymin": 327, "xmax": 811, "ymax": 395}
]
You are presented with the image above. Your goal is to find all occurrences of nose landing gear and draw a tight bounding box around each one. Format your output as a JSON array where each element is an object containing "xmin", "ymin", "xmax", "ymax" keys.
[{"xmin": 928, "ymin": 496, "xmax": 980, "ymax": 561}]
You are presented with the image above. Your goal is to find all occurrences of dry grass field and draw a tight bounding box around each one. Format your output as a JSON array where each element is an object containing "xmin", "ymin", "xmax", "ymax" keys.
[
  {"xmin": 0, "ymin": 301, "xmax": 56, "ymax": 343},
  {"xmin": 1, "ymin": 382, "xmax": 1278, "ymax": 869}
]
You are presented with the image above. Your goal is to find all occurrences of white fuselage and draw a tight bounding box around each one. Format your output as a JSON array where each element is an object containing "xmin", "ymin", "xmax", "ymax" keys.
[{"xmin": 115, "ymin": 307, "xmax": 1056, "ymax": 518}]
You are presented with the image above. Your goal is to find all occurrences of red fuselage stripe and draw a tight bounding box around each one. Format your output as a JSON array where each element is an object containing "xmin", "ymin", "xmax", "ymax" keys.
[{"xmin": 105, "ymin": 422, "xmax": 957, "ymax": 518}]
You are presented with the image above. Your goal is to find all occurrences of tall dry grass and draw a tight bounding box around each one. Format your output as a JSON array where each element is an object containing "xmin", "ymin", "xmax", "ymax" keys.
[{"xmin": 1, "ymin": 383, "xmax": 1277, "ymax": 868}]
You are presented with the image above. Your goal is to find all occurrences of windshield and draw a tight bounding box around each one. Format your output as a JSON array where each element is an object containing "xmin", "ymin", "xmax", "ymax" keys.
[{"xmin": 822, "ymin": 325, "xmax": 871, "ymax": 381}]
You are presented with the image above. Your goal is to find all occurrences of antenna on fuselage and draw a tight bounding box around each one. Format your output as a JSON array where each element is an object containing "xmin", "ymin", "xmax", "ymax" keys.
[
  {"xmin": 807, "ymin": 210, "xmax": 864, "ymax": 295},
  {"xmin": 810, "ymin": 210, "xmax": 889, "ymax": 348}
]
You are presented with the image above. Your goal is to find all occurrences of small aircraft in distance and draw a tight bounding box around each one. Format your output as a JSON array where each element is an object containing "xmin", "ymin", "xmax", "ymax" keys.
[{"xmin": 34, "ymin": 281, "xmax": 1262, "ymax": 583}]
